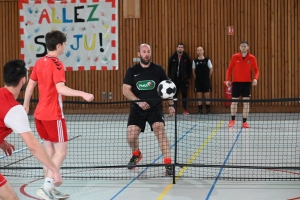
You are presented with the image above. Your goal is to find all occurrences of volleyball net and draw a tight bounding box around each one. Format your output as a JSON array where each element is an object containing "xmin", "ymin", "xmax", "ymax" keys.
[{"xmin": 1, "ymin": 98, "xmax": 299, "ymax": 181}]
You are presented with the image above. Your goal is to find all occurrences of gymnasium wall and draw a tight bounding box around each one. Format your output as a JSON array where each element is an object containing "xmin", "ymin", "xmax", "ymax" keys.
[{"xmin": 0, "ymin": 0, "xmax": 299, "ymax": 112}]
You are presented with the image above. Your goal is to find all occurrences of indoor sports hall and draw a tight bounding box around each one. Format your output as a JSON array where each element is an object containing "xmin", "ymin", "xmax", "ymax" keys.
[{"xmin": 0, "ymin": 0, "xmax": 300, "ymax": 200}]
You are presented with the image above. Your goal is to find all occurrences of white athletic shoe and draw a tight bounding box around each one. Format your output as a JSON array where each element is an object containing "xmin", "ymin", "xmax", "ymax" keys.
[
  {"xmin": 53, "ymin": 188, "xmax": 70, "ymax": 199},
  {"xmin": 36, "ymin": 188, "xmax": 57, "ymax": 200}
]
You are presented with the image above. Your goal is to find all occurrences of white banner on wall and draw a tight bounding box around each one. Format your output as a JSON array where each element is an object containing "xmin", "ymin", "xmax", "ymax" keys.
[{"xmin": 19, "ymin": 0, "xmax": 118, "ymax": 71}]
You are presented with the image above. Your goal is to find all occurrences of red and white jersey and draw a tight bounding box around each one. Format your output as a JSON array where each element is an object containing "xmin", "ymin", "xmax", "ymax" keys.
[
  {"xmin": 0, "ymin": 88, "xmax": 31, "ymax": 143},
  {"xmin": 31, "ymin": 55, "xmax": 66, "ymax": 120}
]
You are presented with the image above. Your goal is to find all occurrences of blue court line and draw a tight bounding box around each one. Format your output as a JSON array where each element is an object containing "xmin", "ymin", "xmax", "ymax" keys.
[
  {"xmin": 110, "ymin": 125, "xmax": 197, "ymax": 200},
  {"xmin": 205, "ymin": 128, "xmax": 243, "ymax": 200}
]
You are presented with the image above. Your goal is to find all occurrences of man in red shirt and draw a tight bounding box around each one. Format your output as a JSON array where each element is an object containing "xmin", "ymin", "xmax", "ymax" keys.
[
  {"xmin": 0, "ymin": 59, "xmax": 62, "ymax": 200},
  {"xmin": 23, "ymin": 30, "xmax": 94, "ymax": 199},
  {"xmin": 225, "ymin": 41, "xmax": 259, "ymax": 128}
]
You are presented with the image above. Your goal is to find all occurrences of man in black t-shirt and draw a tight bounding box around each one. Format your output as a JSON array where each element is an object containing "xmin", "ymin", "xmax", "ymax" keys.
[{"xmin": 123, "ymin": 44, "xmax": 175, "ymax": 176}]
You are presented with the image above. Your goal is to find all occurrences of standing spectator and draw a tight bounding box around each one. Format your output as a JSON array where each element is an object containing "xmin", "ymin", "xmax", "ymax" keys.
[
  {"xmin": 225, "ymin": 41, "xmax": 259, "ymax": 128},
  {"xmin": 168, "ymin": 43, "xmax": 192, "ymax": 115},
  {"xmin": 192, "ymin": 46, "xmax": 213, "ymax": 114}
]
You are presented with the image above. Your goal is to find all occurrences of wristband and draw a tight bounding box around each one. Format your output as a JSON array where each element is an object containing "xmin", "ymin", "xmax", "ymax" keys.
[{"xmin": 169, "ymin": 104, "xmax": 174, "ymax": 107}]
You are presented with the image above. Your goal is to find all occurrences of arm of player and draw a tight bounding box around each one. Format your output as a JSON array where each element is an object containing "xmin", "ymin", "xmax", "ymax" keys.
[
  {"xmin": 208, "ymin": 59, "xmax": 213, "ymax": 77},
  {"xmin": 225, "ymin": 56, "xmax": 234, "ymax": 86},
  {"xmin": 56, "ymin": 82, "xmax": 94, "ymax": 101},
  {"xmin": 123, "ymin": 84, "xmax": 150, "ymax": 110},
  {"xmin": 23, "ymin": 79, "xmax": 37, "ymax": 114},
  {"xmin": 192, "ymin": 61, "xmax": 196, "ymax": 79},
  {"xmin": 252, "ymin": 57, "xmax": 259, "ymax": 86},
  {"xmin": 19, "ymin": 132, "xmax": 62, "ymax": 186}
]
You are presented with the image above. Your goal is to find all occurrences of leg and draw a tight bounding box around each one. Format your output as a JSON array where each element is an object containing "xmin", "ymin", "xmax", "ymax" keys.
[
  {"xmin": 42, "ymin": 140, "xmax": 55, "ymax": 178},
  {"xmin": 36, "ymin": 119, "xmax": 69, "ymax": 199},
  {"xmin": 230, "ymin": 98, "xmax": 239, "ymax": 116},
  {"xmin": 228, "ymin": 97, "xmax": 239, "ymax": 127},
  {"xmin": 196, "ymin": 92, "xmax": 203, "ymax": 114},
  {"xmin": 152, "ymin": 122, "xmax": 173, "ymax": 176},
  {"xmin": 181, "ymin": 81, "xmax": 188, "ymax": 110},
  {"xmin": 152, "ymin": 122, "xmax": 171, "ymax": 158},
  {"xmin": 0, "ymin": 182, "xmax": 18, "ymax": 200},
  {"xmin": 241, "ymin": 82, "xmax": 252, "ymax": 128},
  {"xmin": 46, "ymin": 142, "xmax": 68, "ymax": 180},
  {"xmin": 241, "ymin": 97, "xmax": 250, "ymax": 128},
  {"xmin": 204, "ymin": 92, "xmax": 211, "ymax": 114},
  {"xmin": 127, "ymin": 125, "xmax": 142, "ymax": 169},
  {"xmin": 127, "ymin": 125, "xmax": 141, "ymax": 151},
  {"xmin": 242, "ymin": 97, "xmax": 250, "ymax": 119}
]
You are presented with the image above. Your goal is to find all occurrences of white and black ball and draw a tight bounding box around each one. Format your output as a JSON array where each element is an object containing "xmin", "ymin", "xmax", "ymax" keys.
[{"xmin": 157, "ymin": 80, "xmax": 177, "ymax": 99}]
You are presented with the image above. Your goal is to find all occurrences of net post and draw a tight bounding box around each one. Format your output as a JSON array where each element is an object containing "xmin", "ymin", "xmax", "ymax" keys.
[{"xmin": 172, "ymin": 98, "xmax": 178, "ymax": 184}]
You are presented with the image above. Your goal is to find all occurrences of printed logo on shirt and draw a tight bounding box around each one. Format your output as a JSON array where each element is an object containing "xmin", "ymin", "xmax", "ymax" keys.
[
  {"xmin": 247, "ymin": 60, "xmax": 250, "ymax": 64},
  {"xmin": 134, "ymin": 74, "xmax": 140, "ymax": 77},
  {"xmin": 136, "ymin": 80, "xmax": 156, "ymax": 90}
]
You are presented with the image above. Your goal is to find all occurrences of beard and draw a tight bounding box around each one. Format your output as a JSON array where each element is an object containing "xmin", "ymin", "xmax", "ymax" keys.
[{"xmin": 140, "ymin": 56, "xmax": 150, "ymax": 65}]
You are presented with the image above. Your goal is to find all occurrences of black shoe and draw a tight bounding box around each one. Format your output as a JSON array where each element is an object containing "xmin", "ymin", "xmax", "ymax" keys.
[
  {"xmin": 197, "ymin": 110, "xmax": 203, "ymax": 114},
  {"xmin": 165, "ymin": 165, "xmax": 173, "ymax": 176},
  {"xmin": 206, "ymin": 109, "xmax": 211, "ymax": 114},
  {"xmin": 127, "ymin": 154, "xmax": 143, "ymax": 170}
]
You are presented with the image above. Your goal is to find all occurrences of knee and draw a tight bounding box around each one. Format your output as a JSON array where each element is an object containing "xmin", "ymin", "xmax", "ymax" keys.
[
  {"xmin": 152, "ymin": 122, "xmax": 163, "ymax": 130},
  {"xmin": 127, "ymin": 126, "xmax": 140, "ymax": 139}
]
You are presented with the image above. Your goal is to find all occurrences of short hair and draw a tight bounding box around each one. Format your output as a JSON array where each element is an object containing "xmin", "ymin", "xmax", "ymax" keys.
[
  {"xmin": 3, "ymin": 59, "xmax": 27, "ymax": 87},
  {"xmin": 177, "ymin": 43, "xmax": 184, "ymax": 47},
  {"xmin": 137, "ymin": 44, "xmax": 151, "ymax": 52},
  {"xmin": 45, "ymin": 30, "xmax": 67, "ymax": 51},
  {"xmin": 240, "ymin": 41, "xmax": 249, "ymax": 45}
]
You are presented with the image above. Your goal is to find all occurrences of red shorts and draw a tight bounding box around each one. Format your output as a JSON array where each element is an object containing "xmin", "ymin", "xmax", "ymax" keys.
[
  {"xmin": 0, "ymin": 173, "xmax": 7, "ymax": 187},
  {"xmin": 35, "ymin": 119, "xmax": 68, "ymax": 143}
]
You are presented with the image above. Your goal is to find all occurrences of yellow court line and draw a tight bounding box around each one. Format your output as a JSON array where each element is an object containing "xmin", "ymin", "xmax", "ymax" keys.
[{"xmin": 157, "ymin": 121, "xmax": 224, "ymax": 200}]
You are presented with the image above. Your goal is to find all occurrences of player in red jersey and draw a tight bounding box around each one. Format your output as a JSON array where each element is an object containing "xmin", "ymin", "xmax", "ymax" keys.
[
  {"xmin": 0, "ymin": 59, "xmax": 62, "ymax": 200},
  {"xmin": 23, "ymin": 30, "xmax": 94, "ymax": 200},
  {"xmin": 225, "ymin": 41, "xmax": 259, "ymax": 128}
]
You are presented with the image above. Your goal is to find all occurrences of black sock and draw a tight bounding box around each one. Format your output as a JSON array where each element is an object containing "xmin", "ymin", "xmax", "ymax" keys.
[
  {"xmin": 243, "ymin": 118, "xmax": 247, "ymax": 123},
  {"xmin": 231, "ymin": 116, "xmax": 235, "ymax": 120},
  {"xmin": 206, "ymin": 105, "xmax": 210, "ymax": 110}
]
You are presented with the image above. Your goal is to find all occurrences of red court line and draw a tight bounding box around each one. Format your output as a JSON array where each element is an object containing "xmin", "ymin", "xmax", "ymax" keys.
[
  {"xmin": 287, "ymin": 197, "xmax": 300, "ymax": 200},
  {"xmin": 20, "ymin": 178, "xmax": 43, "ymax": 200}
]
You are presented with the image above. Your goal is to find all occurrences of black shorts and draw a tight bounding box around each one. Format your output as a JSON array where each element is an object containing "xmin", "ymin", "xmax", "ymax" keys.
[
  {"xmin": 232, "ymin": 82, "xmax": 252, "ymax": 98},
  {"xmin": 194, "ymin": 80, "xmax": 211, "ymax": 93},
  {"xmin": 127, "ymin": 103, "xmax": 165, "ymax": 132}
]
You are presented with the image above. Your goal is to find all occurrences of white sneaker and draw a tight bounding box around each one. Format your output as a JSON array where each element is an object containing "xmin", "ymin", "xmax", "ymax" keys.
[
  {"xmin": 53, "ymin": 188, "xmax": 70, "ymax": 199},
  {"xmin": 36, "ymin": 188, "xmax": 57, "ymax": 200}
]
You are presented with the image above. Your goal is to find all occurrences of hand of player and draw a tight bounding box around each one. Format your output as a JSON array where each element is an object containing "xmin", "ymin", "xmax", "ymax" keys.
[
  {"xmin": 82, "ymin": 93, "xmax": 94, "ymax": 102},
  {"xmin": 52, "ymin": 170, "xmax": 63, "ymax": 187},
  {"xmin": 225, "ymin": 81, "xmax": 231, "ymax": 87},
  {"xmin": 252, "ymin": 79, "xmax": 257, "ymax": 86},
  {"xmin": 0, "ymin": 140, "xmax": 15, "ymax": 156},
  {"xmin": 168, "ymin": 106, "xmax": 175, "ymax": 117},
  {"xmin": 137, "ymin": 102, "xmax": 150, "ymax": 110}
]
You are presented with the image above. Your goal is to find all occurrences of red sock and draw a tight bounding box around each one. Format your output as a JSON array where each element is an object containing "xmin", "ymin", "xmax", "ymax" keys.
[
  {"xmin": 164, "ymin": 157, "xmax": 172, "ymax": 164},
  {"xmin": 132, "ymin": 149, "xmax": 141, "ymax": 156}
]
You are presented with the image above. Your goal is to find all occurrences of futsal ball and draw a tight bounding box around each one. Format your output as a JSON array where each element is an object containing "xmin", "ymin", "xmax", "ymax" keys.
[{"xmin": 157, "ymin": 80, "xmax": 177, "ymax": 99}]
